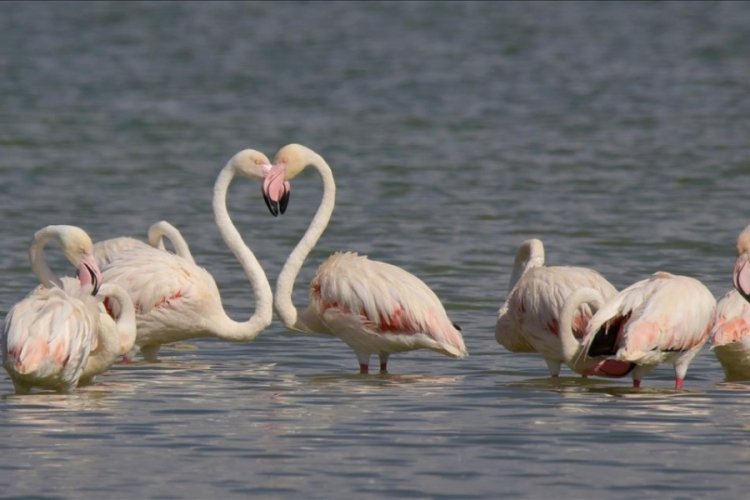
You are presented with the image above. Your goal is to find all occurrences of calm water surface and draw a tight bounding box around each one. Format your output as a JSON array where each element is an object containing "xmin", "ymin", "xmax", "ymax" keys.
[{"xmin": 2, "ymin": 2, "xmax": 750, "ymax": 498}]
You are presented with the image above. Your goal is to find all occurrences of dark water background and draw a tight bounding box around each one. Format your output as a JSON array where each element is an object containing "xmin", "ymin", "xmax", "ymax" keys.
[{"xmin": 2, "ymin": 2, "xmax": 750, "ymax": 498}]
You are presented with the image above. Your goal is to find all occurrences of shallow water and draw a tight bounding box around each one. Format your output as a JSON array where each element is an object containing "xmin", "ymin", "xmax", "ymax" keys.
[{"xmin": 2, "ymin": 2, "xmax": 750, "ymax": 498}]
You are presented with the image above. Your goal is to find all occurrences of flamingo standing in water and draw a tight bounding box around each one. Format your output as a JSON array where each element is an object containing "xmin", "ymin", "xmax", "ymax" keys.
[
  {"xmin": 710, "ymin": 226, "xmax": 750, "ymax": 379},
  {"xmin": 261, "ymin": 144, "xmax": 468, "ymax": 374},
  {"xmin": 2, "ymin": 225, "xmax": 133, "ymax": 393},
  {"xmin": 97, "ymin": 150, "xmax": 274, "ymax": 361},
  {"xmin": 570, "ymin": 272, "xmax": 716, "ymax": 390},
  {"xmin": 711, "ymin": 289, "xmax": 750, "ymax": 380},
  {"xmin": 495, "ymin": 238, "xmax": 620, "ymax": 377},
  {"xmin": 94, "ymin": 220, "xmax": 195, "ymax": 267}
]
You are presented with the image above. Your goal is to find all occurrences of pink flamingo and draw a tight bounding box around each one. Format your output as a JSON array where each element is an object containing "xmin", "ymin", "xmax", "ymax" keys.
[
  {"xmin": 2, "ymin": 225, "xmax": 134, "ymax": 393},
  {"xmin": 95, "ymin": 150, "xmax": 274, "ymax": 361},
  {"xmin": 711, "ymin": 289, "xmax": 750, "ymax": 380},
  {"xmin": 574, "ymin": 272, "xmax": 716, "ymax": 390},
  {"xmin": 710, "ymin": 226, "xmax": 750, "ymax": 379},
  {"xmin": 495, "ymin": 238, "xmax": 620, "ymax": 377},
  {"xmin": 261, "ymin": 144, "xmax": 468, "ymax": 374}
]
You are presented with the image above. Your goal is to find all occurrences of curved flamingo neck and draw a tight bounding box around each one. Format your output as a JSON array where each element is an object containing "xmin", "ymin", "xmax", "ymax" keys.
[
  {"xmin": 509, "ymin": 239, "xmax": 545, "ymax": 291},
  {"xmin": 29, "ymin": 226, "xmax": 61, "ymax": 288},
  {"xmin": 209, "ymin": 162, "xmax": 274, "ymax": 340},
  {"xmin": 559, "ymin": 287, "xmax": 602, "ymax": 364},
  {"xmin": 275, "ymin": 152, "xmax": 336, "ymax": 332},
  {"xmin": 147, "ymin": 221, "xmax": 195, "ymax": 264}
]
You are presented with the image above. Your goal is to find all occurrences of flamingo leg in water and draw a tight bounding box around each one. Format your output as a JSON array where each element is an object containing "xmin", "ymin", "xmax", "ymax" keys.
[
  {"xmin": 633, "ymin": 379, "xmax": 642, "ymax": 388},
  {"xmin": 359, "ymin": 364, "xmax": 369, "ymax": 374},
  {"xmin": 675, "ymin": 377, "xmax": 684, "ymax": 391},
  {"xmin": 379, "ymin": 353, "xmax": 389, "ymax": 374}
]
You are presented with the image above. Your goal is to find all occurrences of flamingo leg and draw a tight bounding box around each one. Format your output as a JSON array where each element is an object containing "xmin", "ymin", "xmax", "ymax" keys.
[
  {"xmin": 633, "ymin": 379, "xmax": 641, "ymax": 388},
  {"xmin": 357, "ymin": 352, "xmax": 370, "ymax": 374},
  {"xmin": 359, "ymin": 364, "xmax": 369, "ymax": 374},
  {"xmin": 544, "ymin": 358, "xmax": 561, "ymax": 377},
  {"xmin": 674, "ymin": 377, "xmax": 684, "ymax": 391},
  {"xmin": 379, "ymin": 353, "xmax": 389, "ymax": 374}
]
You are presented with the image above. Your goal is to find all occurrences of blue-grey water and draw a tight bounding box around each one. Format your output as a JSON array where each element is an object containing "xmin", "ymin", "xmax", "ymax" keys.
[{"xmin": 2, "ymin": 1, "xmax": 750, "ymax": 498}]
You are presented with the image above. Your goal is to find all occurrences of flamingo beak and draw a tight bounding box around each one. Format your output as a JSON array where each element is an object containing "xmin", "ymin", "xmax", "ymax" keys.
[
  {"xmin": 733, "ymin": 255, "xmax": 750, "ymax": 303},
  {"xmin": 76, "ymin": 253, "xmax": 103, "ymax": 295},
  {"xmin": 262, "ymin": 164, "xmax": 291, "ymax": 217}
]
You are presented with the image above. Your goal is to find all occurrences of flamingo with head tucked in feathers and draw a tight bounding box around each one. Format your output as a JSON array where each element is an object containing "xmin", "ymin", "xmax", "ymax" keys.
[
  {"xmin": 566, "ymin": 272, "xmax": 716, "ymax": 390},
  {"xmin": 495, "ymin": 238, "xmax": 621, "ymax": 377},
  {"xmin": 260, "ymin": 144, "xmax": 467, "ymax": 374},
  {"xmin": 709, "ymin": 226, "xmax": 750, "ymax": 380},
  {"xmin": 97, "ymin": 150, "xmax": 274, "ymax": 361},
  {"xmin": 1, "ymin": 225, "xmax": 115, "ymax": 393}
]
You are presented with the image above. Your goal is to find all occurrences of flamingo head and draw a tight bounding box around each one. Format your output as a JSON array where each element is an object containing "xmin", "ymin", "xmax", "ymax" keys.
[
  {"xmin": 262, "ymin": 144, "xmax": 316, "ymax": 217},
  {"xmin": 734, "ymin": 226, "xmax": 750, "ymax": 303},
  {"xmin": 56, "ymin": 225, "xmax": 102, "ymax": 295}
]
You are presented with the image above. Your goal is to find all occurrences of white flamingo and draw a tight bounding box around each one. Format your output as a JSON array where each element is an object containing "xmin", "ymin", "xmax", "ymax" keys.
[
  {"xmin": 495, "ymin": 238, "xmax": 621, "ymax": 377},
  {"xmin": 261, "ymin": 144, "xmax": 468, "ymax": 374},
  {"xmin": 711, "ymin": 289, "xmax": 750, "ymax": 380},
  {"xmin": 97, "ymin": 149, "xmax": 274, "ymax": 361},
  {"xmin": 79, "ymin": 282, "xmax": 137, "ymax": 386},
  {"xmin": 94, "ymin": 220, "xmax": 195, "ymax": 267},
  {"xmin": 2, "ymin": 225, "xmax": 106, "ymax": 393},
  {"xmin": 710, "ymin": 226, "xmax": 750, "ymax": 379},
  {"xmin": 569, "ymin": 272, "xmax": 716, "ymax": 390}
]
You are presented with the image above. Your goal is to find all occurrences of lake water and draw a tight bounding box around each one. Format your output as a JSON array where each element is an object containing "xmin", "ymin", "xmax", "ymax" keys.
[{"xmin": 2, "ymin": 2, "xmax": 750, "ymax": 498}]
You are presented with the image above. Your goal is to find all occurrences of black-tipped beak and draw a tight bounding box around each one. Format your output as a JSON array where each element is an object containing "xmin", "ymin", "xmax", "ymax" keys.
[
  {"xmin": 86, "ymin": 263, "xmax": 100, "ymax": 295},
  {"xmin": 263, "ymin": 188, "xmax": 279, "ymax": 217},
  {"xmin": 262, "ymin": 184, "xmax": 291, "ymax": 217}
]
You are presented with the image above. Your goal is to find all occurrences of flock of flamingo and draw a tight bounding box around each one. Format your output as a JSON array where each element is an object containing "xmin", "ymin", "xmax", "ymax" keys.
[{"xmin": 2, "ymin": 143, "xmax": 749, "ymax": 394}]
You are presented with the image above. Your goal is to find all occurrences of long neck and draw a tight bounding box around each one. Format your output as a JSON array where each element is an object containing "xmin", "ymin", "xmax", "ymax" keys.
[
  {"xmin": 147, "ymin": 221, "xmax": 196, "ymax": 264},
  {"xmin": 209, "ymin": 163, "xmax": 274, "ymax": 340},
  {"xmin": 559, "ymin": 287, "xmax": 602, "ymax": 364},
  {"xmin": 275, "ymin": 153, "xmax": 336, "ymax": 332},
  {"xmin": 106, "ymin": 284, "xmax": 137, "ymax": 356},
  {"xmin": 29, "ymin": 227, "xmax": 60, "ymax": 288},
  {"xmin": 508, "ymin": 240, "xmax": 545, "ymax": 291},
  {"xmin": 82, "ymin": 284, "xmax": 136, "ymax": 382}
]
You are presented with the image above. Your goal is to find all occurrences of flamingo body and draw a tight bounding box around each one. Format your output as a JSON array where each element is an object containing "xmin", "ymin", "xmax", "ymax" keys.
[
  {"xmin": 711, "ymin": 289, "xmax": 750, "ymax": 380},
  {"xmin": 93, "ymin": 150, "xmax": 274, "ymax": 361},
  {"xmin": 3, "ymin": 279, "xmax": 97, "ymax": 393},
  {"xmin": 580, "ymin": 272, "xmax": 716, "ymax": 389},
  {"xmin": 495, "ymin": 239, "xmax": 618, "ymax": 376},
  {"xmin": 264, "ymin": 144, "xmax": 467, "ymax": 374},
  {"xmin": 308, "ymin": 252, "xmax": 467, "ymax": 370}
]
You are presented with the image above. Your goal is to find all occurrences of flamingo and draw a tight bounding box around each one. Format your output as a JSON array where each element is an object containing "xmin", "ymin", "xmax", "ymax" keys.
[
  {"xmin": 711, "ymin": 289, "xmax": 750, "ymax": 380},
  {"xmin": 495, "ymin": 238, "xmax": 620, "ymax": 377},
  {"xmin": 94, "ymin": 220, "xmax": 195, "ymax": 267},
  {"xmin": 709, "ymin": 226, "xmax": 750, "ymax": 379},
  {"xmin": 261, "ymin": 144, "xmax": 468, "ymax": 374},
  {"xmin": 97, "ymin": 149, "xmax": 274, "ymax": 361},
  {"xmin": 569, "ymin": 272, "xmax": 716, "ymax": 390},
  {"xmin": 2, "ymin": 225, "xmax": 107, "ymax": 393},
  {"xmin": 79, "ymin": 282, "xmax": 137, "ymax": 386}
]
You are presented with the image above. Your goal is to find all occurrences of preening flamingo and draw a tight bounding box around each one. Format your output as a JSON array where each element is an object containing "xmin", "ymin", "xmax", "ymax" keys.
[
  {"xmin": 97, "ymin": 150, "xmax": 274, "ymax": 361},
  {"xmin": 2, "ymin": 225, "xmax": 108, "ymax": 393},
  {"xmin": 261, "ymin": 144, "xmax": 468, "ymax": 374},
  {"xmin": 711, "ymin": 289, "xmax": 750, "ymax": 380},
  {"xmin": 572, "ymin": 272, "xmax": 716, "ymax": 390},
  {"xmin": 94, "ymin": 220, "xmax": 195, "ymax": 267},
  {"xmin": 79, "ymin": 282, "xmax": 137, "ymax": 386},
  {"xmin": 495, "ymin": 238, "xmax": 619, "ymax": 377},
  {"xmin": 709, "ymin": 226, "xmax": 750, "ymax": 379}
]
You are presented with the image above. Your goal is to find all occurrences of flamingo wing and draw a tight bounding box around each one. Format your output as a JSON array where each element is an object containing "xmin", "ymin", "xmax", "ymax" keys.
[
  {"xmin": 309, "ymin": 252, "xmax": 467, "ymax": 357},
  {"xmin": 3, "ymin": 282, "xmax": 96, "ymax": 388},
  {"xmin": 94, "ymin": 237, "xmax": 151, "ymax": 267},
  {"xmin": 712, "ymin": 289, "xmax": 750, "ymax": 347},
  {"xmin": 101, "ymin": 246, "xmax": 217, "ymax": 317}
]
